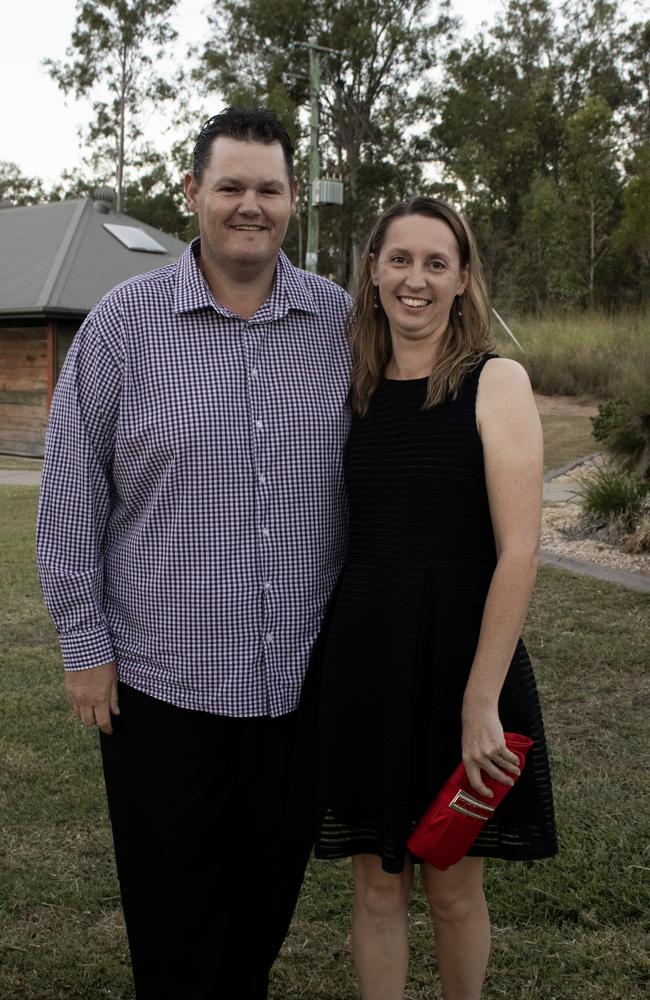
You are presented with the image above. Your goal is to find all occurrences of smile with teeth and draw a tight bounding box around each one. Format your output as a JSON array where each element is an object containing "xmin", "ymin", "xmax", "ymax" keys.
[
  {"xmin": 232, "ymin": 224, "xmax": 265, "ymax": 231},
  {"xmin": 399, "ymin": 296, "xmax": 430, "ymax": 308}
]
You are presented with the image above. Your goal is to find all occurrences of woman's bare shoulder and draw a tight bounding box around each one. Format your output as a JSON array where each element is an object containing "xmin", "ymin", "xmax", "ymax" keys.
[
  {"xmin": 476, "ymin": 358, "xmax": 537, "ymax": 432},
  {"xmin": 480, "ymin": 357, "xmax": 532, "ymax": 391}
]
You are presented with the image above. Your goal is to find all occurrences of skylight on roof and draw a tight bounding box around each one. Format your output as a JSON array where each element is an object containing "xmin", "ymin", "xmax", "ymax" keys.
[{"xmin": 103, "ymin": 223, "xmax": 167, "ymax": 253}]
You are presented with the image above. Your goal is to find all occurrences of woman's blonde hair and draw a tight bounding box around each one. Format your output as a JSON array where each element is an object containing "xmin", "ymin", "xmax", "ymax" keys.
[{"xmin": 350, "ymin": 196, "xmax": 493, "ymax": 415}]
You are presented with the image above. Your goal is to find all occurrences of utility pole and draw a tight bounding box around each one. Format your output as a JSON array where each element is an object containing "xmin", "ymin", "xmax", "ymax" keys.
[
  {"xmin": 306, "ymin": 36, "xmax": 320, "ymax": 273},
  {"xmin": 293, "ymin": 37, "xmax": 344, "ymax": 274}
]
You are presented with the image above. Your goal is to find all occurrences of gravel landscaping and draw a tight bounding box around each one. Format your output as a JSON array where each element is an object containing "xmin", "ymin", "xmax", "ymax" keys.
[{"xmin": 542, "ymin": 457, "xmax": 650, "ymax": 577}]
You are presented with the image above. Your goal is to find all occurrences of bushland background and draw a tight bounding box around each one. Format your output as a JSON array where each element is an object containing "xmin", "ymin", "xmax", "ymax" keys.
[{"xmin": 2, "ymin": 0, "xmax": 649, "ymax": 315}]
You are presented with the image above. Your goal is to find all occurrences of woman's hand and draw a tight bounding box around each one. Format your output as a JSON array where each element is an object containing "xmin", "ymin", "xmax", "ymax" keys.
[{"xmin": 460, "ymin": 703, "xmax": 521, "ymax": 798}]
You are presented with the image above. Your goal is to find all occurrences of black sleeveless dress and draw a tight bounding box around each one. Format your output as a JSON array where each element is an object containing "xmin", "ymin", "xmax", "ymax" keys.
[{"xmin": 296, "ymin": 354, "xmax": 558, "ymax": 874}]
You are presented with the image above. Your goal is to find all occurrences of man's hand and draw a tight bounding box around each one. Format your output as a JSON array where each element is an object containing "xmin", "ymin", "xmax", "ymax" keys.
[{"xmin": 65, "ymin": 661, "xmax": 120, "ymax": 735}]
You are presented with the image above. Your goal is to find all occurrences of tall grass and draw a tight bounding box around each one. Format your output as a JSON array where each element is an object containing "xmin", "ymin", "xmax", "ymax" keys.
[{"xmin": 494, "ymin": 310, "xmax": 650, "ymax": 398}]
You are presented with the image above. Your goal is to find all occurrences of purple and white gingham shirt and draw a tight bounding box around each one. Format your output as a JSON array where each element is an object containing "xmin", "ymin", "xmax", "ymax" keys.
[{"xmin": 36, "ymin": 240, "xmax": 351, "ymax": 717}]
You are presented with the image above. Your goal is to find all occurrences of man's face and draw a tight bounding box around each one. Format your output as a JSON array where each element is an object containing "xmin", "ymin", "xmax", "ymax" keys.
[{"xmin": 184, "ymin": 137, "xmax": 298, "ymax": 274}]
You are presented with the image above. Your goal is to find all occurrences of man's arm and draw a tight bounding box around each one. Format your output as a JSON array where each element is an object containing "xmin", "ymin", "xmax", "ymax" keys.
[{"xmin": 36, "ymin": 298, "xmax": 123, "ymax": 734}]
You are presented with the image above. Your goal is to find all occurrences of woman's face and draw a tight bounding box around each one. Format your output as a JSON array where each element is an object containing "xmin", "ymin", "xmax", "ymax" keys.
[{"xmin": 370, "ymin": 213, "xmax": 468, "ymax": 346}]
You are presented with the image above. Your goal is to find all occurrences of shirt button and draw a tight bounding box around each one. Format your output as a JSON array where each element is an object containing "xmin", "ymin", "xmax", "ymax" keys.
[
  {"xmin": 265, "ymin": 633, "xmax": 274, "ymax": 644},
  {"xmin": 263, "ymin": 581, "xmax": 272, "ymax": 591},
  {"xmin": 261, "ymin": 527, "xmax": 270, "ymax": 538},
  {"xmin": 255, "ymin": 419, "xmax": 263, "ymax": 429},
  {"xmin": 251, "ymin": 368, "xmax": 258, "ymax": 378},
  {"xmin": 259, "ymin": 474, "xmax": 266, "ymax": 485}
]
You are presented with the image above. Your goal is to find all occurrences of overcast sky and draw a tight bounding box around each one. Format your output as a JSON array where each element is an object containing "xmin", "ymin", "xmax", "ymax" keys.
[{"xmin": 0, "ymin": 0, "xmax": 554, "ymax": 188}]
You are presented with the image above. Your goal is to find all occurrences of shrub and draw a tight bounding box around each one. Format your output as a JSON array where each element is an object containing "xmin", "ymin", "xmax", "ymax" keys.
[
  {"xmin": 591, "ymin": 399, "xmax": 630, "ymax": 442},
  {"xmin": 590, "ymin": 373, "xmax": 650, "ymax": 479}
]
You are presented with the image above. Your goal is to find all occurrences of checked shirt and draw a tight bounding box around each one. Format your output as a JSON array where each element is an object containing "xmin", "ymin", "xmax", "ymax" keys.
[{"xmin": 36, "ymin": 240, "xmax": 352, "ymax": 717}]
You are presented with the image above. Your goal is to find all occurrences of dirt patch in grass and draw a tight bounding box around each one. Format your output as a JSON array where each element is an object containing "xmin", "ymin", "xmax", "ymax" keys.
[
  {"xmin": 536, "ymin": 394, "xmax": 600, "ymax": 417},
  {"xmin": 541, "ymin": 414, "xmax": 598, "ymax": 472}
]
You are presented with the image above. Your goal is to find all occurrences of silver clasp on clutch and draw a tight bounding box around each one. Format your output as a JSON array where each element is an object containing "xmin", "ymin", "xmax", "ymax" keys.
[{"xmin": 449, "ymin": 789, "xmax": 495, "ymax": 821}]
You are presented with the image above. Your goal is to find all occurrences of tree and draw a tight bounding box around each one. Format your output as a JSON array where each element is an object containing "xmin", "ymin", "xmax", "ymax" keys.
[
  {"xmin": 123, "ymin": 148, "xmax": 195, "ymax": 240},
  {"xmin": 623, "ymin": 18, "xmax": 650, "ymax": 147},
  {"xmin": 557, "ymin": 0, "xmax": 632, "ymax": 116},
  {"xmin": 45, "ymin": 0, "xmax": 178, "ymax": 212},
  {"xmin": 430, "ymin": 0, "xmax": 647, "ymax": 310},
  {"xmin": 0, "ymin": 161, "xmax": 46, "ymax": 206},
  {"xmin": 562, "ymin": 96, "xmax": 621, "ymax": 308},
  {"xmin": 504, "ymin": 175, "xmax": 573, "ymax": 312},
  {"xmin": 196, "ymin": 0, "xmax": 454, "ymax": 281},
  {"xmin": 431, "ymin": 0, "xmax": 564, "ymax": 295},
  {"xmin": 612, "ymin": 144, "xmax": 650, "ymax": 301}
]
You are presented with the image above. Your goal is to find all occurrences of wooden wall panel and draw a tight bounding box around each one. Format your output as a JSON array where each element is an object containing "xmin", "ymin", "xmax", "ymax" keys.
[
  {"xmin": 0, "ymin": 327, "xmax": 49, "ymax": 456},
  {"xmin": 0, "ymin": 328, "xmax": 48, "ymax": 391}
]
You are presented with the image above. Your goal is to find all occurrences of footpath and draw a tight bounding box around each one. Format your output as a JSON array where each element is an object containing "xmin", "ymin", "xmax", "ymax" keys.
[{"xmin": 2, "ymin": 467, "xmax": 649, "ymax": 594}]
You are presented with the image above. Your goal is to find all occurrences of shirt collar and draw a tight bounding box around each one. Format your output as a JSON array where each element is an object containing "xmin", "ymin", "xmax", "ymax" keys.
[{"xmin": 174, "ymin": 239, "xmax": 318, "ymax": 320}]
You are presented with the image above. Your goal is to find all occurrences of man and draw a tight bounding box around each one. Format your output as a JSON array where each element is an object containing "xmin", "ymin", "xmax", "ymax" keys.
[{"xmin": 36, "ymin": 107, "xmax": 351, "ymax": 999}]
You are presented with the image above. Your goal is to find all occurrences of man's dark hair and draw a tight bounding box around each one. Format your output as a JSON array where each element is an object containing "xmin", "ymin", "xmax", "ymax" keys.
[{"xmin": 192, "ymin": 107, "xmax": 295, "ymax": 185}]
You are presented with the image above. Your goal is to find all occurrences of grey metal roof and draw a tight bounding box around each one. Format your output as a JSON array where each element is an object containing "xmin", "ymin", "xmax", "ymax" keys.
[{"xmin": 0, "ymin": 198, "xmax": 187, "ymax": 318}]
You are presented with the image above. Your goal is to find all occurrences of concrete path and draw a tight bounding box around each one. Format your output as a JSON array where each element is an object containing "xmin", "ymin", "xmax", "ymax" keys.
[
  {"xmin": 542, "ymin": 452, "xmax": 599, "ymax": 504},
  {"xmin": 0, "ymin": 469, "xmax": 42, "ymax": 486},
  {"xmin": 543, "ymin": 481, "xmax": 578, "ymax": 503},
  {"xmin": 539, "ymin": 550, "xmax": 650, "ymax": 593}
]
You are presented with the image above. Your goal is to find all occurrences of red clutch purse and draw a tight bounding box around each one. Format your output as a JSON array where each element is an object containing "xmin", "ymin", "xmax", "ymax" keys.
[{"xmin": 407, "ymin": 732, "xmax": 533, "ymax": 871}]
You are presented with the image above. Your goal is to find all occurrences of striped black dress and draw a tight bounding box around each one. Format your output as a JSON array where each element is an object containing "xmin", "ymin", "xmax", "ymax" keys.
[{"xmin": 298, "ymin": 354, "xmax": 558, "ymax": 874}]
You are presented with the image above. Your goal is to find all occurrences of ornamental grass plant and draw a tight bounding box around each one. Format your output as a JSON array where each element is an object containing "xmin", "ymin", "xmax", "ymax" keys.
[
  {"xmin": 572, "ymin": 463, "xmax": 649, "ymax": 538},
  {"xmin": 577, "ymin": 355, "xmax": 650, "ymax": 548}
]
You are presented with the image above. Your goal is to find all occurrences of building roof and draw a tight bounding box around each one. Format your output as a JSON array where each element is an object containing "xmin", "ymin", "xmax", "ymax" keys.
[{"xmin": 0, "ymin": 196, "xmax": 187, "ymax": 319}]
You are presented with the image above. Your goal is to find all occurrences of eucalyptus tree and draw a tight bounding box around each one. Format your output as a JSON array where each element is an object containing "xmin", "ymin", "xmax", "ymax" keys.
[
  {"xmin": 503, "ymin": 175, "xmax": 572, "ymax": 313},
  {"xmin": 45, "ymin": 0, "xmax": 178, "ymax": 212},
  {"xmin": 562, "ymin": 96, "xmax": 621, "ymax": 308},
  {"xmin": 0, "ymin": 161, "xmax": 46, "ymax": 206},
  {"xmin": 431, "ymin": 0, "xmax": 564, "ymax": 294},
  {"xmin": 557, "ymin": 0, "xmax": 632, "ymax": 117},
  {"xmin": 123, "ymin": 148, "xmax": 194, "ymax": 240},
  {"xmin": 431, "ymin": 0, "xmax": 646, "ymax": 308},
  {"xmin": 623, "ymin": 18, "xmax": 650, "ymax": 147},
  {"xmin": 612, "ymin": 144, "xmax": 650, "ymax": 302}
]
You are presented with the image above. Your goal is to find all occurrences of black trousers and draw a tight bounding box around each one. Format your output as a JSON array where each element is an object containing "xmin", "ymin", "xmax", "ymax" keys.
[{"xmin": 100, "ymin": 684, "xmax": 312, "ymax": 1000}]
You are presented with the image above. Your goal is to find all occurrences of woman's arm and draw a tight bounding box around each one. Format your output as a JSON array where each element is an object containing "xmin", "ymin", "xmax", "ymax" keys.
[{"xmin": 461, "ymin": 357, "xmax": 543, "ymax": 796}]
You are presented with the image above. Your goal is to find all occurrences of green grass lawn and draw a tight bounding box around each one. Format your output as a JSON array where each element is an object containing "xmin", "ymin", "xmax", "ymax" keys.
[{"xmin": 2, "ymin": 487, "xmax": 649, "ymax": 999}]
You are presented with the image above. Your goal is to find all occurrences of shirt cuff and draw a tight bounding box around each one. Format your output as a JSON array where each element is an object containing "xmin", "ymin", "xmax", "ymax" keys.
[{"xmin": 59, "ymin": 627, "xmax": 115, "ymax": 671}]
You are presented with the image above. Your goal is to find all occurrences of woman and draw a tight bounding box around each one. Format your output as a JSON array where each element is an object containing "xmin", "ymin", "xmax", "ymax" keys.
[{"xmin": 297, "ymin": 197, "xmax": 557, "ymax": 999}]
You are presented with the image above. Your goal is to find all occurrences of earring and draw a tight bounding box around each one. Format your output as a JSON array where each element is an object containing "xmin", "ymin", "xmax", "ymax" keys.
[
  {"xmin": 373, "ymin": 287, "xmax": 381, "ymax": 312},
  {"xmin": 456, "ymin": 296, "xmax": 463, "ymax": 323}
]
